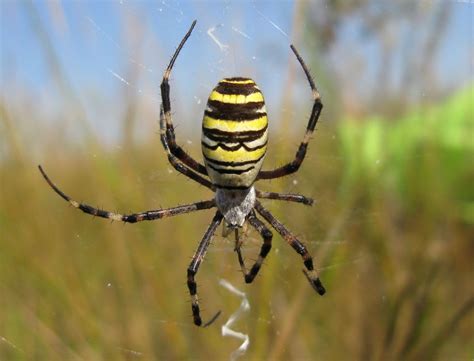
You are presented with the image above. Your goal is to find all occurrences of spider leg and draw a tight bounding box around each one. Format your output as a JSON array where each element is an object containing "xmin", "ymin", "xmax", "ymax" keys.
[
  {"xmin": 235, "ymin": 211, "xmax": 273, "ymax": 284},
  {"xmin": 257, "ymin": 45, "xmax": 323, "ymax": 180},
  {"xmin": 187, "ymin": 211, "xmax": 223, "ymax": 327},
  {"xmin": 254, "ymin": 200, "xmax": 325, "ymax": 295},
  {"xmin": 256, "ymin": 189, "xmax": 314, "ymax": 206},
  {"xmin": 159, "ymin": 107, "xmax": 214, "ymax": 191},
  {"xmin": 160, "ymin": 20, "xmax": 208, "ymax": 176},
  {"xmin": 38, "ymin": 165, "xmax": 215, "ymax": 223}
]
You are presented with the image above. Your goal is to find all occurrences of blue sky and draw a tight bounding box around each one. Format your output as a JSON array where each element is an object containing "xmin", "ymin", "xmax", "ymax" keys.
[
  {"xmin": 1, "ymin": 1, "xmax": 298, "ymax": 94},
  {"xmin": 1, "ymin": 1, "xmax": 472, "ymax": 145}
]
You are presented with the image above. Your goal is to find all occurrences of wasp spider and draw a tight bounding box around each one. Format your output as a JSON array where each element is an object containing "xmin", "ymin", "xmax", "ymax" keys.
[{"xmin": 39, "ymin": 20, "xmax": 325, "ymax": 327}]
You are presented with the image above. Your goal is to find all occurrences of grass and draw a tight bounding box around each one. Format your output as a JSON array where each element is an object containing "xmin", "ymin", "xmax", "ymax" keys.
[{"xmin": 1, "ymin": 82, "xmax": 473, "ymax": 360}]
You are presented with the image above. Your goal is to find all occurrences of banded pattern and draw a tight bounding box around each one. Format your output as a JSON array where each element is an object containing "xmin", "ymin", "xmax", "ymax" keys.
[{"xmin": 202, "ymin": 77, "xmax": 268, "ymax": 188}]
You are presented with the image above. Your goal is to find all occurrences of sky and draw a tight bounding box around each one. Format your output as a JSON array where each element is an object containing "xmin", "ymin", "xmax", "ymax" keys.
[
  {"xmin": 1, "ymin": 1, "xmax": 300, "ymax": 97},
  {"xmin": 1, "ymin": 0, "xmax": 472, "ymax": 145}
]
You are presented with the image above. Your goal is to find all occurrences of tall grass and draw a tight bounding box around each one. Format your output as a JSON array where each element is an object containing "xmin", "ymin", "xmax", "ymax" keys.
[{"xmin": 1, "ymin": 84, "xmax": 472, "ymax": 360}]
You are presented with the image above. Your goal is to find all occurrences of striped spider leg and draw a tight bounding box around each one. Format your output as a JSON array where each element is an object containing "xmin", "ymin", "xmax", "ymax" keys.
[
  {"xmin": 38, "ymin": 165, "xmax": 216, "ymax": 223},
  {"xmin": 187, "ymin": 211, "xmax": 223, "ymax": 327},
  {"xmin": 38, "ymin": 165, "xmax": 223, "ymax": 327},
  {"xmin": 256, "ymin": 189, "xmax": 314, "ymax": 206},
  {"xmin": 234, "ymin": 211, "xmax": 273, "ymax": 284},
  {"xmin": 257, "ymin": 45, "xmax": 323, "ymax": 181},
  {"xmin": 160, "ymin": 20, "xmax": 208, "ymax": 177},
  {"xmin": 255, "ymin": 201, "xmax": 325, "ymax": 295},
  {"xmin": 159, "ymin": 106, "xmax": 214, "ymax": 191}
]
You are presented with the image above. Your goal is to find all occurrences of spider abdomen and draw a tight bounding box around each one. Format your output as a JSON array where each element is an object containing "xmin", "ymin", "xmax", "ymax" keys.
[{"xmin": 202, "ymin": 77, "xmax": 268, "ymax": 189}]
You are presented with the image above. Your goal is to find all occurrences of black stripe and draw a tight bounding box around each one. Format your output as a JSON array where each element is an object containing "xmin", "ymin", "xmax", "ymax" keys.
[
  {"xmin": 223, "ymin": 77, "xmax": 253, "ymax": 82},
  {"xmin": 202, "ymin": 124, "xmax": 268, "ymax": 142},
  {"xmin": 214, "ymin": 184, "xmax": 251, "ymax": 190},
  {"xmin": 201, "ymin": 140, "xmax": 267, "ymax": 152},
  {"xmin": 208, "ymin": 100, "xmax": 264, "ymax": 113},
  {"xmin": 204, "ymin": 109, "xmax": 266, "ymax": 121},
  {"xmin": 208, "ymin": 163, "xmax": 255, "ymax": 174},
  {"xmin": 204, "ymin": 152, "xmax": 265, "ymax": 167},
  {"xmin": 214, "ymin": 82, "xmax": 259, "ymax": 95}
]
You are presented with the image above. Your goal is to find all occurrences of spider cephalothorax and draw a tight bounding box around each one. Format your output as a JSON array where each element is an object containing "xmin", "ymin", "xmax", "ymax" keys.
[{"xmin": 39, "ymin": 20, "xmax": 325, "ymax": 328}]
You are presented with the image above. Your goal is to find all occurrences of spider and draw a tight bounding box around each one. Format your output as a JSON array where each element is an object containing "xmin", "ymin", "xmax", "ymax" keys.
[{"xmin": 38, "ymin": 20, "xmax": 325, "ymax": 327}]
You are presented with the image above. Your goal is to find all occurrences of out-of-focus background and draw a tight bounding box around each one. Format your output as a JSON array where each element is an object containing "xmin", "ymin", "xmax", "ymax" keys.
[{"xmin": 1, "ymin": 1, "xmax": 472, "ymax": 360}]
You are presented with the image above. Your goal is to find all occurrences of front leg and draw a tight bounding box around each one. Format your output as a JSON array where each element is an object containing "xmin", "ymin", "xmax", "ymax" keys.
[
  {"xmin": 160, "ymin": 107, "xmax": 214, "ymax": 191},
  {"xmin": 160, "ymin": 20, "xmax": 208, "ymax": 176},
  {"xmin": 257, "ymin": 45, "xmax": 323, "ymax": 180}
]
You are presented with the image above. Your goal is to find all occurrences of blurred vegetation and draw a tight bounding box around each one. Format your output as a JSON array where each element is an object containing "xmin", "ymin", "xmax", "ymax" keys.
[
  {"xmin": 1, "ymin": 85, "xmax": 472, "ymax": 360},
  {"xmin": 1, "ymin": 2, "xmax": 473, "ymax": 361}
]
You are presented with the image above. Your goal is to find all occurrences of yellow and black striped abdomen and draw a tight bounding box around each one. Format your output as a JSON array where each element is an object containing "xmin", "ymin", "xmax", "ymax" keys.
[{"xmin": 202, "ymin": 78, "xmax": 268, "ymax": 189}]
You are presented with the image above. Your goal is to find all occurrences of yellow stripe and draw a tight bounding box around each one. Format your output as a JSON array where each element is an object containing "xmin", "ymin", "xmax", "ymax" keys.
[
  {"xmin": 203, "ymin": 143, "xmax": 267, "ymax": 163},
  {"xmin": 221, "ymin": 79, "xmax": 255, "ymax": 85},
  {"xmin": 209, "ymin": 91, "xmax": 264, "ymax": 104},
  {"xmin": 203, "ymin": 115, "xmax": 267, "ymax": 132}
]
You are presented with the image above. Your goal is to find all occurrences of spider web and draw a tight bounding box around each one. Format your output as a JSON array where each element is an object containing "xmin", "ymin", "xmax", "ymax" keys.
[
  {"xmin": 7, "ymin": 1, "xmax": 387, "ymax": 360},
  {"xmin": 70, "ymin": 3, "xmax": 362, "ymax": 360}
]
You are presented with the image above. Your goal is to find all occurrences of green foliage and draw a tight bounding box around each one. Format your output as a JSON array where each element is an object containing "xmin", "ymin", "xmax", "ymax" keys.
[{"xmin": 339, "ymin": 86, "xmax": 473, "ymax": 223}]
